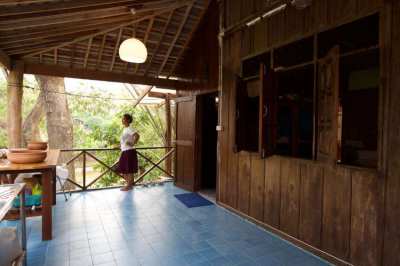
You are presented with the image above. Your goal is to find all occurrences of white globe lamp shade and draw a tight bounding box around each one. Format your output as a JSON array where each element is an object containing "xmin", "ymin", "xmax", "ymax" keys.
[{"xmin": 119, "ymin": 38, "xmax": 148, "ymax": 63}]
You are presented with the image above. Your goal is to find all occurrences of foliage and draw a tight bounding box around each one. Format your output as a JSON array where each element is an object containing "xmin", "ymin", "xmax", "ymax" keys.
[
  {"xmin": 0, "ymin": 76, "xmax": 41, "ymax": 147},
  {"xmin": 0, "ymin": 74, "xmax": 168, "ymax": 187}
]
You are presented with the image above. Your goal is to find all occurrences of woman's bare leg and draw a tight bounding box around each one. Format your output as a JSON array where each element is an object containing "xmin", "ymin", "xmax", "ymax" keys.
[{"xmin": 121, "ymin": 174, "xmax": 133, "ymax": 191}]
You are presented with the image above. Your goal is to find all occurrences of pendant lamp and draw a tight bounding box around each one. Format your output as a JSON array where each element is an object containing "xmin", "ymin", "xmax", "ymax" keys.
[{"xmin": 119, "ymin": 38, "xmax": 148, "ymax": 63}]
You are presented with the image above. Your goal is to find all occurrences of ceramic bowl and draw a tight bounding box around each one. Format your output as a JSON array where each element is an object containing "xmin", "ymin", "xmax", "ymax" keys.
[
  {"xmin": 27, "ymin": 141, "xmax": 48, "ymax": 151},
  {"xmin": 7, "ymin": 150, "xmax": 47, "ymax": 164}
]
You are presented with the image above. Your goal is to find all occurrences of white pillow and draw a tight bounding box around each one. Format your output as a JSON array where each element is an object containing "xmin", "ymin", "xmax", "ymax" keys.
[{"xmin": 0, "ymin": 227, "xmax": 23, "ymax": 266}]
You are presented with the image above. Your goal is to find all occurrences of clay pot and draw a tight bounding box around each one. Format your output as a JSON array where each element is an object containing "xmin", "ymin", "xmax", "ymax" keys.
[
  {"xmin": 27, "ymin": 141, "xmax": 48, "ymax": 151},
  {"xmin": 7, "ymin": 150, "xmax": 47, "ymax": 164}
]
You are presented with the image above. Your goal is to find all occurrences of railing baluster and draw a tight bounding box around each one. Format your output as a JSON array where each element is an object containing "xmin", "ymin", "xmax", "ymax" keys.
[
  {"xmin": 82, "ymin": 151, "xmax": 86, "ymax": 190},
  {"xmin": 59, "ymin": 146, "xmax": 175, "ymax": 192}
]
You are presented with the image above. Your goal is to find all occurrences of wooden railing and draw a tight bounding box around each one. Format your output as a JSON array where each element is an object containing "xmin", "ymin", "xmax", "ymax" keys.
[{"xmin": 60, "ymin": 146, "xmax": 174, "ymax": 191}]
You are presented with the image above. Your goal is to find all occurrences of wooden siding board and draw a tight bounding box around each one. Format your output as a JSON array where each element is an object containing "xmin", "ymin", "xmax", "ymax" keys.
[
  {"xmin": 254, "ymin": 20, "xmax": 267, "ymax": 54},
  {"xmin": 241, "ymin": 28, "xmax": 252, "ymax": 58},
  {"xmin": 237, "ymin": 153, "xmax": 251, "ymax": 214},
  {"xmin": 357, "ymin": 0, "xmax": 383, "ymax": 15},
  {"xmin": 279, "ymin": 158, "xmax": 300, "ymax": 238},
  {"xmin": 383, "ymin": 2, "xmax": 400, "ymax": 265},
  {"xmin": 299, "ymin": 162, "xmax": 323, "ymax": 248},
  {"xmin": 226, "ymin": 32, "xmax": 242, "ymax": 209},
  {"xmin": 240, "ymin": 0, "xmax": 253, "ymax": 21},
  {"xmin": 328, "ymin": 0, "xmax": 357, "ymax": 25},
  {"xmin": 268, "ymin": 14, "xmax": 280, "ymax": 47},
  {"xmin": 220, "ymin": 1, "xmax": 390, "ymax": 264},
  {"xmin": 322, "ymin": 166, "xmax": 351, "ymax": 259},
  {"xmin": 303, "ymin": 5, "xmax": 316, "ymax": 35},
  {"xmin": 285, "ymin": 5, "xmax": 303, "ymax": 42},
  {"xmin": 315, "ymin": 0, "xmax": 328, "ymax": 30},
  {"xmin": 249, "ymin": 154, "xmax": 265, "ymax": 221},
  {"xmin": 263, "ymin": 156, "xmax": 281, "ymax": 228},
  {"xmin": 219, "ymin": 46, "xmax": 230, "ymax": 204},
  {"xmin": 350, "ymin": 170, "xmax": 380, "ymax": 266}
]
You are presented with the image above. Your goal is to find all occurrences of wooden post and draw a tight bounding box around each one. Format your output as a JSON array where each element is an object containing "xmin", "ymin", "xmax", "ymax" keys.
[
  {"xmin": 7, "ymin": 61, "xmax": 24, "ymax": 148},
  {"xmin": 165, "ymin": 94, "xmax": 172, "ymax": 175}
]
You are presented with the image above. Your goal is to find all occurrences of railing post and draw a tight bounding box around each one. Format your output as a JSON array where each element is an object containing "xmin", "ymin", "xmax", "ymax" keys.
[
  {"xmin": 165, "ymin": 94, "xmax": 172, "ymax": 175},
  {"xmin": 82, "ymin": 151, "xmax": 86, "ymax": 190}
]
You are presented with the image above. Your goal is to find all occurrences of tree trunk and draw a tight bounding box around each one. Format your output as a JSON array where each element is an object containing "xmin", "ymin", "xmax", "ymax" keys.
[
  {"xmin": 35, "ymin": 75, "xmax": 75, "ymax": 188},
  {"xmin": 36, "ymin": 75, "xmax": 73, "ymax": 151},
  {"xmin": 22, "ymin": 91, "xmax": 45, "ymax": 146},
  {"xmin": 7, "ymin": 61, "xmax": 24, "ymax": 148}
]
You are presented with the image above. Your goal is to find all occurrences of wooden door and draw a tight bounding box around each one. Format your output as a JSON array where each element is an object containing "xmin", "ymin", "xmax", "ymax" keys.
[
  {"xmin": 317, "ymin": 46, "xmax": 340, "ymax": 163},
  {"xmin": 259, "ymin": 63, "xmax": 278, "ymax": 158},
  {"xmin": 174, "ymin": 96, "xmax": 198, "ymax": 191}
]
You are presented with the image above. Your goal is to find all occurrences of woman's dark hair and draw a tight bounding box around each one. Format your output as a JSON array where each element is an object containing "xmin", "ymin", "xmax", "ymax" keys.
[{"xmin": 123, "ymin": 113, "xmax": 133, "ymax": 124}]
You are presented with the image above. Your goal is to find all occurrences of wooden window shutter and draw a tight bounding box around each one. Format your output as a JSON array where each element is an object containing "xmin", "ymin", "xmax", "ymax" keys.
[
  {"xmin": 317, "ymin": 46, "xmax": 341, "ymax": 163},
  {"xmin": 234, "ymin": 75, "xmax": 247, "ymax": 152},
  {"xmin": 259, "ymin": 63, "xmax": 278, "ymax": 158}
]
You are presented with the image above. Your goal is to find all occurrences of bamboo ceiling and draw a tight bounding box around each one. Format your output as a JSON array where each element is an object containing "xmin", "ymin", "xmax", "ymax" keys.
[{"xmin": 0, "ymin": 0, "xmax": 209, "ymax": 80}]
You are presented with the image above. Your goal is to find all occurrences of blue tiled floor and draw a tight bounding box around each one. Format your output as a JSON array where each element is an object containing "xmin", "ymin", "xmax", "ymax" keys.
[{"xmin": 1, "ymin": 183, "xmax": 331, "ymax": 266}]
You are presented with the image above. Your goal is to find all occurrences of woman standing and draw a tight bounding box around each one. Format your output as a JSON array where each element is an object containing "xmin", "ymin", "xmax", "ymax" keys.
[{"xmin": 116, "ymin": 114, "xmax": 139, "ymax": 191}]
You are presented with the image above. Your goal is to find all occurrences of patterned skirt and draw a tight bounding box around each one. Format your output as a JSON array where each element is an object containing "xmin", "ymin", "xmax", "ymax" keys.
[{"xmin": 115, "ymin": 149, "xmax": 138, "ymax": 174}]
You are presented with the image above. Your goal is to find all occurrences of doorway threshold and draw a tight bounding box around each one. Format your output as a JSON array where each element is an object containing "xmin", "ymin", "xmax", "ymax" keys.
[{"xmin": 198, "ymin": 189, "xmax": 216, "ymax": 203}]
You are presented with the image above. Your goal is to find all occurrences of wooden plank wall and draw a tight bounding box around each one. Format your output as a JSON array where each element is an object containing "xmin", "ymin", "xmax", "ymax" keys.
[
  {"xmin": 217, "ymin": 0, "xmax": 397, "ymax": 266},
  {"xmin": 383, "ymin": 1, "xmax": 400, "ymax": 265}
]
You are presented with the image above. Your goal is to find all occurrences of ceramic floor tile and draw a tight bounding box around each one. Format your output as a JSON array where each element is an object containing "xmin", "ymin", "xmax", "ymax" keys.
[{"xmin": 19, "ymin": 183, "xmax": 331, "ymax": 266}]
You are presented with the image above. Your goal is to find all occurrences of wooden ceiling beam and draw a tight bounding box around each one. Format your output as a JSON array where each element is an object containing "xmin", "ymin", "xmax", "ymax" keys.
[
  {"xmin": 0, "ymin": 15, "xmax": 134, "ymax": 45},
  {"xmin": 0, "ymin": 0, "xmax": 184, "ymax": 17},
  {"xmin": 168, "ymin": 0, "xmax": 210, "ymax": 77},
  {"xmin": 148, "ymin": 91, "xmax": 166, "ymax": 99},
  {"xmin": 6, "ymin": 40, "xmax": 71, "ymax": 55},
  {"xmin": 24, "ymin": 62, "xmax": 194, "ymax": 90},
  {"xmin": 123, "ymin": 24, "xmax": 137, "ymax": 71},
  {"xmin": 83, "ymin": 38, "xmax": 93, "ymax": 68},
  {"xmin": 157, "ymin": 1, "xmax": 194, "ymax": 77},
  {"xmin": 109, "ymin": 28, "xmax": 123, "ymax": 71},
  {"xmin": 134, "ymin": 17, "xmax": 154, "ymax": 74},
  {"xmin": 22, "ymin": 2, "xmax": 187, "ymax": 59},
  {"xmin": 95, "ymin": 34, "xmax": 106, "ymax": 70},
  {"xmin": 54, "ymin": 49, "xmax": 57, "ymax": 64},
  {"xmin": 0, "ymin": 0, "xmax": 57, "ymax": 6},
  {"xmin": 1, "ymin": 32, "xmax": 98, "ymax": 52},
  {"xmin": 144, "ymin": 11, "xmax": 174, "ymax": 75},
  {"xmin": 0, "ymin": 6, "xmax": 130, "ymax": 31},
  {"xmin": 148, "ymin": 91, "xmax": 176, "ymax": 99}
]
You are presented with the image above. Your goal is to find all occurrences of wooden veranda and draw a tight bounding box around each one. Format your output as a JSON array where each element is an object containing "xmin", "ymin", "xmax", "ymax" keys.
[{"xmin": 1, "ymin": 1, "xmax": 400, "ymax": 266}]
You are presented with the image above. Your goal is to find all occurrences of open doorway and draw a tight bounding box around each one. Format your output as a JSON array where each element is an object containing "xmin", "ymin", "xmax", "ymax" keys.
[{"xmin": 196, "ymin": 92, "xmax": 218, "ymax": 200}]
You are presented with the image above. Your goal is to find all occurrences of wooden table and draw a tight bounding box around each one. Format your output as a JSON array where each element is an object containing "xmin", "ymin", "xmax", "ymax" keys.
[
  {"xmin": 0, "ymin": 183, "xmax": 27, "ymax": 266},
  {"xmin": 0, "ymin": 150, "xmax": 60, "ymax": 241}
]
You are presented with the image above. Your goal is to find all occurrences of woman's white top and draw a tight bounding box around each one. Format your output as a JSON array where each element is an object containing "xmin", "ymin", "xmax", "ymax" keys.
[{"xmin": 120, "ymin": 127, "xmax": 137, "ymax": 151}]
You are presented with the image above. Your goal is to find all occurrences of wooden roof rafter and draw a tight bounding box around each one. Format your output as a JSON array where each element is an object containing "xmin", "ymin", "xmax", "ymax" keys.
[
  {"xmin": 158, "ymin": 0, "xmax": 194, "ymax": 77},
  {"xmin": 0, "ymin": 15, "xmax": 136, "ymax": 47},
  {"xmin": 22, "ymin": 1, "xmax": 190, "ymax": 59},
  {"xmin": 0, "ymin": 0, "xmax": 209, "ymax": 90},
  {"xmin": 123, "ymin": 24, "xmax": 137, "ymax": 72},
  {"xmin": 143, "ymin": 11, "xmax": 175, "ymax": 76},
  {"xmin": 167, "ymin": 0, "xmax": 211, "ymax": 78},
  {"xmin": 134, "ymin": 17, "xmax": 154, "ymax": 74}
]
